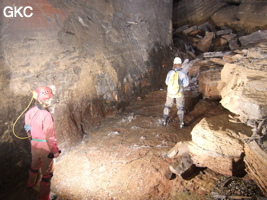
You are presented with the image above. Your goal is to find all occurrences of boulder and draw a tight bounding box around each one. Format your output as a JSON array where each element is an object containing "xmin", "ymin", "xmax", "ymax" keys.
[
  {"xmin": 220, "ymin": 56, "xmax": 267, "ymax": 120},
  {"xmin": 167, "ymin": 141, "xmax": 197, "ymax": 179},
  {"xmin": 169, "ymin": 153, "xmax": 196, "ymax": 179},
  {"xmin": 196, "ymin": 32, "xmax": 214, "ymax": 52},
  {"xmin": 216, "ymin": 29, "xmax": 233, "ymax": 36},
  {"xmin": 189, "ymin": 114, "xmax": 252, "ymax": 176},
  {"xmin": 198, "ymin": 67, "xmax": 224, "ymax": 99},
  {"xmin": 167, "ymin": 141, "xmax": 189, "ymax": 159},
  {"xmin": 239, "ymin": 30, "xmax": 267, "ymax": 48},
  {"xmin": 209, "ymin": 58, "xmax": 226, "ymax": 66},
  {"xmin": 188, "ymin": 141, "xmax": 244, "ymax": 177}
]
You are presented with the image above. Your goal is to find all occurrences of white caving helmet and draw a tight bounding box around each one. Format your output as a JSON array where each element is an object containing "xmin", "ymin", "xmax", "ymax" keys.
[{"xmin": 173, "ymin": 57, "xmax": 182, "ymax": 64}]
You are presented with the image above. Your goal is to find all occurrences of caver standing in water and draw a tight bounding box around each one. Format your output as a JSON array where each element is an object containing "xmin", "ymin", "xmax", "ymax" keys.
[
  {"xmin": 163, "ymin": 57, "xmax": 190, "ymax": 128},
  {"xmin": 24, "ymin": 86, "xmax": 61, "ymax": 200}
]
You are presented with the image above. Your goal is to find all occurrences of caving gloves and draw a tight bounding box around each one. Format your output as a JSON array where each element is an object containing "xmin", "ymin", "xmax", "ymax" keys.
[{"xmin": 24, "ymin": 124, "xmax": 31, "ymax": 132}]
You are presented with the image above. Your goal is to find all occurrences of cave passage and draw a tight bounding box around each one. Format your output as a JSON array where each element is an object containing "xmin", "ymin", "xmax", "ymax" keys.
[{"xmin": 1, "ymin": 0, "xmax": 267, "ymax": 199}]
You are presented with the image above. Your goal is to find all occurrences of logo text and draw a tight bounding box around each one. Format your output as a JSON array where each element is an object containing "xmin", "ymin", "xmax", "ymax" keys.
[{"xmin": 3, "ymin": 6, "xmax": 33, "ymax": 18}]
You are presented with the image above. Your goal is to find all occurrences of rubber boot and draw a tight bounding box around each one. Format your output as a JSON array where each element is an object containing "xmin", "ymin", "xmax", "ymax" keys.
[
  {"xmin": 39, "ymin": 179, "xmax": 51, "ymax": 200},
  {"xmin": 27, "ymin": 169, "xmax": 38, "ymax": 189},
  {"xmin": 163, "ymin": 115, "xmax": 171, "ymax": 126},
  {"xmin": 178, "ymin": 114, "xmax": 185, "ymax": 129},
  {"xmin": 163, "ymin": 115, "xmax": 167, "ymax": 126}
]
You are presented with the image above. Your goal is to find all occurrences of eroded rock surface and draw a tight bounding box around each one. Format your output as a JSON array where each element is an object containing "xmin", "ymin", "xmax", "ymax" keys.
[
  {"xmin": 220, "ymin": 51, "xmax": 267, "ymax": 120},
  {"xmin": 245, "ymin": 140, "xmax": 267, "ymax": 196}
]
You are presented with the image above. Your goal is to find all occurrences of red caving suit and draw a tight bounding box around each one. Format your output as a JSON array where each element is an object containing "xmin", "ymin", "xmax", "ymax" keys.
[{"xmin": 25, "ymin": 105, "xmax": 59, "ymax": 200}]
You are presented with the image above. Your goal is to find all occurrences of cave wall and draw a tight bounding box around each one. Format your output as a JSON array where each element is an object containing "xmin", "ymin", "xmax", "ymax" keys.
[
  {"xmin": 173, "ymin": 0, "xmax": 227, "ymax": 27},
  {"xmin": 0, "ymin": 0, "xmax": 173, "ymax": 151},
  {"xmin": 173, "ymin": 0, "xmax": 267, "ymax": 33}
]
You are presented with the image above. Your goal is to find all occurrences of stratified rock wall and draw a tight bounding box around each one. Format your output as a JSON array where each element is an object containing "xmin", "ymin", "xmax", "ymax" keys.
[
  {"xmin": 172, "ymin": 0, "xmax": 226, "ymax": 27},
  {"xmin": 236, "ymin": 0, "xmax": 267, "ymax": 31},
  {"xmin": 0, "ymin": 0, "xmax": 173, "ymax": 151},
  {"xmin": 174, "ymin": 0, "xmax": 267, "ymax": 33}
]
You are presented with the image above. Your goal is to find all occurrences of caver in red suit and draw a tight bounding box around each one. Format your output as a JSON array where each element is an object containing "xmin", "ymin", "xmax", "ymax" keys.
[{"xmin": 24, "ymin": 86, "xmax": 61, "ymax": 200}]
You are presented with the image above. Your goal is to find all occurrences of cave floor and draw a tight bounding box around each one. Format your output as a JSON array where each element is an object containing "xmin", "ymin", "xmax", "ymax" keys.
[
  {"xmin": 51, "ymin": 89, "xmax": 225, "ymax": 200},
  {"xmin": 1, "ymin": 89, "xmax": 264, "ymax": 200}
]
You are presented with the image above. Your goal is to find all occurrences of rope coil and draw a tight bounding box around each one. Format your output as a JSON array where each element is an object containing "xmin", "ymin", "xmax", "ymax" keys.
[{"xmin": 12, "ymin": 95, "xmax": 34, "ymax": 139}]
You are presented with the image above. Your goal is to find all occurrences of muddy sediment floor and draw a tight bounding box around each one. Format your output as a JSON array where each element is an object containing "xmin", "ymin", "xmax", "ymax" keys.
[{"xmin": 1, "ymin": 89, "xmax": 265, "ymax": 200}]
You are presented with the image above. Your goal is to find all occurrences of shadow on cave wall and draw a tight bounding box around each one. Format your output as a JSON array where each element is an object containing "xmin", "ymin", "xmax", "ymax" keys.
[
  {"xmin": 147, "ymin": 42, "xmax": 173, "ymax": 90},
  {"xmin": 0, "ymin": 3, "xmax": 31, "ymax": 192}
]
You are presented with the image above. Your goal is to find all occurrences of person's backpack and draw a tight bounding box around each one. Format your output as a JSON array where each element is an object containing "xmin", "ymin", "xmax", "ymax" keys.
[{"xmin": 167, "ymin": 70, "xmax": 180, "ymax": 96}]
